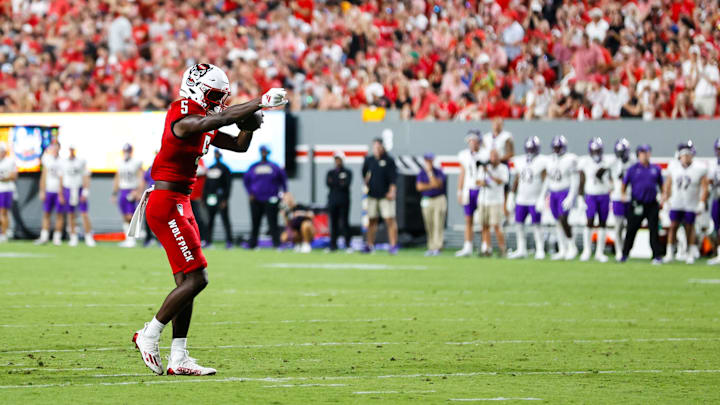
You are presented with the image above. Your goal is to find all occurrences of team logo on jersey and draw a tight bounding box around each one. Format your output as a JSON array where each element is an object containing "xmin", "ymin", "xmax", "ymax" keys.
[
  {"xmin": 185, "ymin": 63, "xmax": 212, "ymax": 87},
  {"xmin": 176, "ymin": 204, "xmax": 184, "ymax": 216}
]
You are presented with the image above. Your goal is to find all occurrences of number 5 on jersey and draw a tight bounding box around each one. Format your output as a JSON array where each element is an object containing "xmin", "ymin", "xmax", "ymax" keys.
[{"xmin": 195, "ymin": 134, "xmax": 212, "ymax": 165}]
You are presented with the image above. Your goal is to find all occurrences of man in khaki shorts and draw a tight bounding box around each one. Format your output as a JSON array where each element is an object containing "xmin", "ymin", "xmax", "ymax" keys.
[
  {"xmin": 477, "ymin": 149, "xmax": 509, "ymax": 256},
  {"xmin": 416, "ymin": 153, "xmax": 447, "ymax": 256},
  {"xmin": 362, "ymin": 138, "xmax": 399, "ymax": 254}
]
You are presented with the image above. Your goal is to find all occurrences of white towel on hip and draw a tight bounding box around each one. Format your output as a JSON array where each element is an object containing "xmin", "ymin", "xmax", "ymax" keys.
[{"xmin": 127, "ymin": 186, "xmax": 154, "ymax": 238}]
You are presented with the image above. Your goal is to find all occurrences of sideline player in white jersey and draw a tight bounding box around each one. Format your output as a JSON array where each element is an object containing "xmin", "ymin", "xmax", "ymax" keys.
[
  {"xmin": 538, "ymin": 135, "xmax": 579, "ymax": 260},
  {"xmin": 609, "ymin": 139, "xmax": 634, "ymax": 259},
  {"xmin": 707, "ymin": 138, "xmax": 720, "ymax": 265},
  {"xmin": 661, "ymin": 141, "xmax": 708, "ymax": 264},
  {"xmin": 477, "ymin": 149, "xmax": 510, "ymax": 256},
  {"xmin": 508, "ymin": 136, "xmax": 547, "ymax": 259},
  {"xmin": 578, "ymin": 138, "xmax": 612, "ymax": 262},
  {"xmin": 483, "ymin": 117, "xmax": 514, "ymax": 163},
  {"xmin": 113, "ymin": 143, "xmax": 145, "ymax": 247},
  {"xmin": 456, "ymin": 130, "xmax": 486, "ymax": 257},
  {"xmin": 35, "ymin": 143, "xmax": 65, "ymax": 245},
  {"xmin": 0, "ymin": 143, "xmax": 18, "ymax": 242},
  {"xmin": 60, "ymin": 144, "xmax": 95, "ymax": 247}
]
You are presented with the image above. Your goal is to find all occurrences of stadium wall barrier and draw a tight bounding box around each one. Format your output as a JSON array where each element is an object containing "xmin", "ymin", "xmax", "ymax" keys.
[{"xmin": 6, "ymin": 111, "xmax": 720, "ymax": 240}]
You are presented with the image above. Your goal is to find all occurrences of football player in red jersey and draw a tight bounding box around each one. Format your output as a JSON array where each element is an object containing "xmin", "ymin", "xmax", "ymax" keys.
[{"xmin": 131, "ymin": 63, "xmax": 287, "ymax": 376}]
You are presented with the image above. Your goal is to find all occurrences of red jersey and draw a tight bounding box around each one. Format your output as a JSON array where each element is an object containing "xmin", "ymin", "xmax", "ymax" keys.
[{"xmin": 151, "ymin": 99, "xmax": 216, "ymax": 188}]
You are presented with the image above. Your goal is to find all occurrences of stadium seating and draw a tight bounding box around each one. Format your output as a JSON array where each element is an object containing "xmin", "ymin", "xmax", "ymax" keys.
[{"xmin": 1, "ymin": 0, "xmax": 718, "ymax": 119}]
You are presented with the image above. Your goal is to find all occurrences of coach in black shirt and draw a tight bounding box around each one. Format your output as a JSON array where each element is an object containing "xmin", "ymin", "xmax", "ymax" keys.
[
  {"xmin": 204, "ymin": 150, "xmax": 233, "ymax": 248},
  {"xmin": 361, "ymin": 138, "xmax": 398, "ymax": 254},
  {"xmin": 326, "ymin": 151, "xmax": 353, "ymax": 251}
]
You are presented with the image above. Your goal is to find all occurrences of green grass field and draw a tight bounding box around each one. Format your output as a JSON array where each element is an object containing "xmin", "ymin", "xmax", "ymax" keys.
[{"xmin": 1, "ymin": 242, "xmax": 719, "ymax": 404}]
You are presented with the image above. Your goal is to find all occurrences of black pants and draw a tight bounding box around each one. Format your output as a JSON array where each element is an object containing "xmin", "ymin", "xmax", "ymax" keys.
[
  {"xmin": 249, "ymin": 199, "xmax": 279, "ymax": 248},
  {"xmin": 190, "ymin": 199, "xmax": 209, "ymax": 242},
  {"xmin": 206, "ymin": 201, "xmax": 232, "ymax": 245},
  {"xmin": 328, "ymin": 202, "xmax": 351, "ymax": 250},
  {"xmin": 622, "ymin": 200, "xmax": 662, "ymax": 259}
]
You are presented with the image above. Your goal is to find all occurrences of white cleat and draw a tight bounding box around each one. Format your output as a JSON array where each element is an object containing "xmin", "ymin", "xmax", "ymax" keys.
[
  {"xmin": 579, "ymin": 249, "xmax": 591, "ymax": 262},
  {"xmin": 119, "ymin": 238, "xmax": 136, "ymax": 248},
  {"xmin": 662, "ymin": 253, "xmax": 674, "ymax": 264},
  {"xmin": 455, "ymin": 246, "xmax": 473, "ymax": 257},
  {"xmin": 167, "ymin": 350, "xmax": 216, "ymax": 376},
  {"xmin": 34, "ymin": 238, "xmax": 48, "ymax": 245},
  {"xmin": 595, "ymin": 253, "xmax": 609, "ymax": 263},
  {"xmin": 551, "ymin": 250, "xmax": 565, "ymax": 261},
  {"xmin": 68, "ymin": 234, "xmax": 78, "ymax": 247},
  {"xmin": 708, "ymin": 256, "xmax": 720, "ymax": 265},
  {"xmin": 85, "ymin": 236, "xmax": 96, "ymax": 247},
  {"xmin": 534, "ymin": 250, "xmax": 545, "ymax": 260},
  {"xmin": 52, "ymin": 236, "xmax": 62, "ymax": 246},
  {"xmin": 507, "ymin": 250, "xmax": 527, "ymax": 259},
  {"xmin": 299, "ymin": 243, "xmax": 311, "ymax": 253},
  {"xmin": 132, "ymin": 325, "xmax": 163, "ymax": 375},
  {"xmin": 564, "ymin": 244, "xmax": 578, "ymax": 261},
  {"xmin": 685, "ymin": 256, "xmax": 695, "ymax": 264}
]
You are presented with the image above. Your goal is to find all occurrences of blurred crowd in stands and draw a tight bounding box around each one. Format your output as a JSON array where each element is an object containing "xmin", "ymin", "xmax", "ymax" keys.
[{"xmin": 1, "ymin": 0, "xmax": 719, "ymax": 120}]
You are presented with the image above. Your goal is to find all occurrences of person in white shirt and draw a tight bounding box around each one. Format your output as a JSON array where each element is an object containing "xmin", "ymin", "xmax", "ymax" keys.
[
  {"xmin": 524, "ymin": 75, "xmax": 553, "ymax": 119},
  {"xmin": 610, "ymin": 139, "xmax": 634, "ymax": 259},
  {"xmin": 60, "ymin": 144, "xmax": 95, "ymax": 247},
  {"xmin": 537, "ymin": 135, "xmax": 579, "ymax": 260},
  {"xmin": 35, "ymin": 143, "xmax": 65, "ymax": 245},
  {"xmin": 456, "ymin": 130, "xmax": 486, "ymax": 257},
  {"xmin": 477, "ymin": 149, "xmax": 509, "ymax": 256},
  {"xmin": 113, "ymin": 143, "xmax": 145, "ymax": 248},
  {"xmin": 578, "ymin": 138, "xmax": 612, "ymax": 262},
  {"xmin": 508, "ymin": 136, "xmax": 547, "ymax": 259},
  {"xmin": 483, "ymin": 117, "xmax": 514, "ymax": 163},
  {"xmin": 602, "ymin": 77, "xmax": 629, "ymax": 118},
  {"xmin": 707, "ymin": 138, "xmax": 720, "ymax": 265},
  {"xmin": 585, "ymin": 8, "xmax": 609, "ymax": 42},
  {"xmin": 0, "ymin": 143, "xmax": 18, "ymax": 243},
  {"xmin": 661, "ymin": 141, "xmax": 708, "ymax": 264},
  {"xmin": 692, "ymin": 53, "xmax": 719, "ymax": 117}
]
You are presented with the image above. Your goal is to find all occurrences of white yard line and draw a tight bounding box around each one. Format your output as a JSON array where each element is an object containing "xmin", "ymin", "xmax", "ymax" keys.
[
  {"xmin": 688, "ymin": 279, "xmax": 720, "ymax": 284},
  {"xmin": 264, "ymin": 263, "xmax": 429, "ymax": 270},
  {"xmin": 1, "ymin": 369, "xmax": 719, "ymax": 390},
  {"xmin": 353, "ymin": 390, "xmax": 436, "ymax": 395},
  {"xmin": 449, "ymin": 398, "xmax": 543, "ymax": 402},
  {"xmin": 264, "ymin": 383, "xmax": 347, "ymax": 388},
  {"xmin": 0, "ymin": 253, "xmax": 53, "ymax": 258},
  {"xmin": 3, "ymin": 336, "xmax": 720, "ymax": 355}
]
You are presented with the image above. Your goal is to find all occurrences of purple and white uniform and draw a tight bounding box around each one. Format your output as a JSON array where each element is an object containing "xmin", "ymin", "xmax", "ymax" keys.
[
  {"xmin": 41, "ymin": 153, "xmax": 63, "ymax": 213},
  {"xmin": 547, "ymin": 152, "xmax": 578, "ymax": 219},
  {"xmin": 610, "ymin": 156, "xmax": 634, "ymax": 218},
  {"xmin": 579, "ymin": 154, "xmax": 612, "ymax": 223},
  {"xmin": 667, "ymin": 159, "xmax": 707, "ymax": 225},
  {"xmin": 709, "ymin": 159, "xmax": 720, "ymax": 230},
  {"xmin": 458, "ymin": 148, "xmax": 483, "ymax": 216},
  {"xmin": 117, "ymin": 157, "xmax": 143, "ymax": 215},
  {"xmin": 512, "ymin": 153, "xmax": 546, "ymax": 224},
  {"xmin": 61, "ymin": 157, "xmax": 89, "ymax": 214},
  {"xmin": 0, "ymin": 155, "xmax": 16, "ymax": 209}
]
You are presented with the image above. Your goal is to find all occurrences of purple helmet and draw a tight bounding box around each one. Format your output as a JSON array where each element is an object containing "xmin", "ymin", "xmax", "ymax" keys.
[
  {"xmin": 677, "ymin": 140, "xmax": 696, "ymax": 156},
  {"xmin": 524, "ymin": 136, "xmax": 540, "ymax": 156},
  {"xmin": 551, "ymin": 135, "xmax": 567, "ymax": 155},
  {"xmin": 614, "ymin": 138, "xmax": 630, "ymax": 161},
  {"xmin": 588, "ymin": 137, "xmax": 603, "ymax": 162}
]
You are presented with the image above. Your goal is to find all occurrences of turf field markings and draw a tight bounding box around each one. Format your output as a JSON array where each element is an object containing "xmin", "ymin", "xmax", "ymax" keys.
[
  {"xmin": 0, "ymin": 252, "xmax": 53, "ymax": 258},
  {"xmin": 7, "ymin": 367, "xmax": 96, "ymax": 372},
  {"xmin": 263, "ymin": 263, "xmax": 429, "ymax": 270},
  {"xmin": 446, "ymin": 337, "xmax": 720, "ymax": 345},
  {"xmin": 3, "ymin": 369, "xmax": 720, "ymax": 390},
  {"xmin": 688, "ymin": 279, "xmax": 720, "ymax": 284},
  {"xmin": 449, "ymin": 398, "xmax": 543, "ymax": 402},
  {"xmin": 353, "ymin": 390, "xmax": 436, "ymax": 395},
  {"xmin": 4, "ymin": 336, "xmax": 720, "ymax": 354},
  {"xmin": 264, "ymin": 383, "xmax": 347, "ymax": 388}
]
